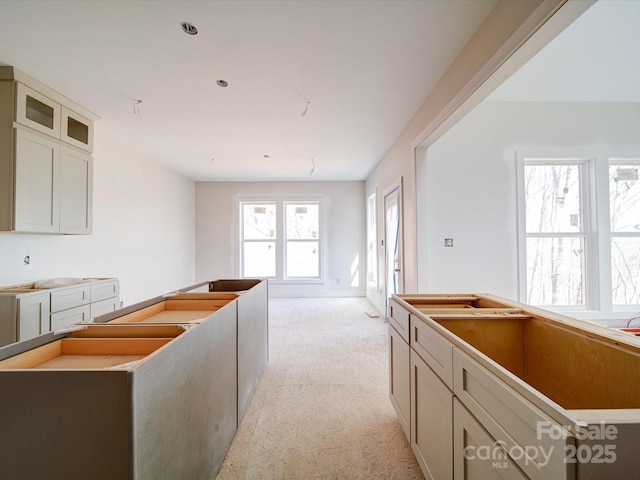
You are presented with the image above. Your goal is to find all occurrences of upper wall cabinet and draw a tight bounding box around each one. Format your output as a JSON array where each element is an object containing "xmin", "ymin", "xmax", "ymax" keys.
[{"xmin": 0, "ymin": 66, "xmax": 98, "ymax": 234}]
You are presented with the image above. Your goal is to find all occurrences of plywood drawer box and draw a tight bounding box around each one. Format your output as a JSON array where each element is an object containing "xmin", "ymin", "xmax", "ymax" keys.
[
  {"xmin": 103, "ymin": 294, "xmax": 237, "ymax": 325},
  {"xmin": 0, "ymin": 307, "xmax": 238, "ymax": 480}
]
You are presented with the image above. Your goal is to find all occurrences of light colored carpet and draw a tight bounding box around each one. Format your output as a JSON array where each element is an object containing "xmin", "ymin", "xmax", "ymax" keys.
[{"xmin": 216, "ymin": 297, "xmax": 423, "ymax": 479}]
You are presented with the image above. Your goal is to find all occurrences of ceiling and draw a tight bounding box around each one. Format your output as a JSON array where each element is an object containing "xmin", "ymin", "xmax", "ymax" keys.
[
  {"xmin": 488, "ymin": 0, "xmax": 640, "ymax": 103},
  {"xmin": 0, "ymin": 0, "xmax": 498, "ymax": 181}
]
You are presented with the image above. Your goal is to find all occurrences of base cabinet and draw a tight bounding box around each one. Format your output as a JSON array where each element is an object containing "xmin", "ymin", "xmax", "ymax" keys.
[
  {"xmin": 0, "ymin": 278, "xmax": 119, "ymax": 347},
  {"xmin": 389, "ymin": 323, "xmax": 410, "ymax": 441},
  {"xmin": 17, "ymin": 292, "xmax": 50, "ymax": 341},
  {"xmin": 411, "ymin": 349, "xmax": 453, "ymax": 480},
  {"xmin": 390, "ymin": 293, "xmax": 640, "ymax": 479}
]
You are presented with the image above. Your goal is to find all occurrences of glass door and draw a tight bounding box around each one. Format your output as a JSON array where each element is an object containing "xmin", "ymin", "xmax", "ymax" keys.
[{"xmin": 15, "ymin": 83, "xmax": 61, "ymax": 138}]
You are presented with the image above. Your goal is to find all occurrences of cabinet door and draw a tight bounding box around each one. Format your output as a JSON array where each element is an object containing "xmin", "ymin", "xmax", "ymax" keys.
[
  {"xmin": 61, "ymin": 106, "xmax": 93, "ymax": 152},
  {"xmin": 15, "ymin": 83, "xmax": 61, "ymax": 138},
  {"xmin": 59, "ymin": 146, "xmax": 92, "ymax": 234},
  {"xmin": 17, "ymin": 293, "xmax": 51, "ymax": 341},
  {"xmin": 453, "ymin": 398, "xmax": 528, "ymax": 479},
  {"xmin": 411, "ymin": 349, "xmax": 453, "ymax": 480},
  {"xmin": 14, "ymin": 128, "xmax": 60, "ymax": 232},
  {"xmin": 389, "ymin": 324, "xmax": 410, "ymax": 441}
]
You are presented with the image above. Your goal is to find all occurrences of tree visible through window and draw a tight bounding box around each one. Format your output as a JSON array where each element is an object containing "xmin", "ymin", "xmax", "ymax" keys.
[
  {"xmin": 524, "ymin": 162, "xmax": 586, "ymax": 306},
  {"xmin": 609, "ymin": 162, "xmax": 640, "ymax": 305},
  {"xmin": 520, "ymin": 154, "xmax": 640, "ymax": 312}
]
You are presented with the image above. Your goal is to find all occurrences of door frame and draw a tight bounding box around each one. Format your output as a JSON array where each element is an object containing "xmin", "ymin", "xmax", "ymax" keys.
[{"xmin": 383, "ymin": 177, "xmax": 404, "ymax": 319}]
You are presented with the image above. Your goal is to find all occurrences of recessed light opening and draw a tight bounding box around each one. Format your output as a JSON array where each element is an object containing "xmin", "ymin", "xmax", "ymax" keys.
[{"xmin": 216, "ymin": 79, "xmax": 229, "ymax": 87}]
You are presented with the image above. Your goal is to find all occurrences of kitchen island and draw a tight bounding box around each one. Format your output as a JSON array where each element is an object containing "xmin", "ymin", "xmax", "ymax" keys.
[
  {"xmin": 389, "ymin": 293, "xmax": 640, "ymax": 479},
  {"xmin": 0, "ymin": 278, "xmax": 268, "ymax": 480}
]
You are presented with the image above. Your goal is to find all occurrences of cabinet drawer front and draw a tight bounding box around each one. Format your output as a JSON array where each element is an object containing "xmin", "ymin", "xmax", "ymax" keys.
[
  {"xmin": 453, "ymin": 349, "xmax": 573, "ymax": 480},
  {"xmin": 51, "ymin": 285, "xmax": 91, "ymax": 312},
  {"xmin": 90, "ymin": 280, "xmax": 120, "ymax": 302},
  {"xmin": 50, "ymin": 304, "xmax": 90, "ymax": 331},
  {"xmin": 411, "ymin": 317, "xmax": 454, "ymax": 389},
  {"xmin": 90, "ymin": 297, "xmax": 120, "ymax": 319},
  {"xmin": 389, "ymin": 299, "xmax": 410, "ymax": 343}
]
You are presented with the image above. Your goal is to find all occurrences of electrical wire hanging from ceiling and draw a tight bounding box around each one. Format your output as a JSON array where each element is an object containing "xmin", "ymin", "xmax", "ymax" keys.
[
  {"xmin": 301, "ymin": 101, "xmax": 310, "ymax": 117},
  {"xmin": 309, "ymin": 157, "xmax": 315, "ymax": 176},
  {"xmin": 133, "ymin": 99, "xmax": 143, "ymax": 115}
]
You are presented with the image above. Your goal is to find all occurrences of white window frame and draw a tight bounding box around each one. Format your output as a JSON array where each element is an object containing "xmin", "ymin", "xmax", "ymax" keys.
[
  {"xmin": 283, "ymin": 201, "xmax": 321, "ymax": 280},
  {"xmin": 239, "ymin": 197, "xmax": 323, "ymax": 284},
  {"xmin": 239, "ymin": 201, "xmax": 278, "ymax": 279},
  {"xmin": 366, "ymin": 191, "xmax": 377, "ymax": 288},
  {"xmin": 517, "ymin": 149, "xmax": 640, "ymax": 321}
]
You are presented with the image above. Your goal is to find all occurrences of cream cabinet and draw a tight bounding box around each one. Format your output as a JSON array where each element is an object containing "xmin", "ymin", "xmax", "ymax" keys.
[
  {"xmin": 0, "ymin": 66, "xmax": 97, "ymax": 234},
  {"xmin": 15, "ymin": 82, "xmax": 61, "ymax": 138},
  {"xmin": 411, "ymin": 348, "xmax": 453, "ymax": 480},
  {"xmin": 0, "ymin": 278, "xmax": 119, "ymax": 346},
  {"xmin": 389, "ymin": 322, "xmax": 410, "ymax": 441},
  {"xmin": 390, "ymin": 293, "xmax": 640, "ymax": 479},
  {"xmin": 17, "ymin": 292, "xmax": 51, "ymax": 341},
  {"xmin": 454, "ymin": 398, "xmax": 528, "ymax": 479},
  {"xmin": 13, "ymin": 127, "xmax": 60, "ymax": 232}
]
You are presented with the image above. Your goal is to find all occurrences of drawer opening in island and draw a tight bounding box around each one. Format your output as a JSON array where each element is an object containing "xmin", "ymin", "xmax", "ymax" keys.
[
  {"xmin": 105, "ymin": 297, "xmax": 235, "ymax": 325},
  {"xmin": 432, "ymin": 314, "xmax": 640, "ymax": 411},
  {"xmin": 0, "ymin": 337, "xmax": 175, "ymax": 370}
]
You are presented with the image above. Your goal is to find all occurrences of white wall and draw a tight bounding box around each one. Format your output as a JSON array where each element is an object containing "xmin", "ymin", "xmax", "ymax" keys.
[
  {"xmin": 0, "ymin": 129, "xmax": 196, "ymax": 306},
  {"xmin": 417, "ymin": 101, "xmax": 640, "ymax": 301},
  {"xmin": 364, "ymin": 0, "xmax": 566, "ymax": 314},
  {"xmin": 195, "ymin": 181, "xmax": 366, "ymax": 298}
]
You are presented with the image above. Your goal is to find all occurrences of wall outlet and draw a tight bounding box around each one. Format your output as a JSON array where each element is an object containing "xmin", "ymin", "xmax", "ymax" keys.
[{"xmin": 444, "ymin": 238, "xmax": 454, "ymax": 247}]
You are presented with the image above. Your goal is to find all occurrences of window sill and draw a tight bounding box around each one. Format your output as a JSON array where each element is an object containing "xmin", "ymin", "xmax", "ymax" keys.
[{"xmin": 541, "ymin": 307, "xmax": 640, "ymax": 328}]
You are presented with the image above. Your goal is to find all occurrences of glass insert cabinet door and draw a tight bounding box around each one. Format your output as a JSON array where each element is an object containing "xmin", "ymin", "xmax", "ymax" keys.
[
  {"xmin": 15, "ymin": 82, "xmax": 61, "ymax": 138},
  {"xmin": 61, "ymin": 106, "xmax": 93, "ymax": 152}
]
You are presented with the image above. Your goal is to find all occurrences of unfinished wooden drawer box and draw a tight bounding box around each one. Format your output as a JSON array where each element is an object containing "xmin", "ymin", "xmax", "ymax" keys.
[
  {"xmin": 103, "ymin": 294, "xmax": 237, "ymax": 325},
  {"xmin": 0, "ymin": 307, "xmax": 239, "ymax": 480},
  {"xmin": 392, "ymin": 293, "xmax": 640, "ymax": 479}
]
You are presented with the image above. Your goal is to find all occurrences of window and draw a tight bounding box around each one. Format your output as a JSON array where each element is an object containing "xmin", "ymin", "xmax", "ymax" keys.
[
  {"xmin": 366, "ymin": 192, "xmax": 377, "ymax": 287},
  {"xmin": 285, "ymin": 203, "xmax": 319, "ymax": 278},
  {"xmin": 522, "ymin": 161, "xmax": 588, "ymax": 306},
  {"xmin": 518, "ymin": 152, "xmax": 640, "ymax": 314},
  {"xmin": 241, "ymin": 203, "xmax": 276, "ymax": 277},
  {"xmin": 609, "ymin": 161, "xmax": 640, "ymax": 305},
  {"xmin": 240, "ymin": 199, "xmax": 321, "ymax": 281}
]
